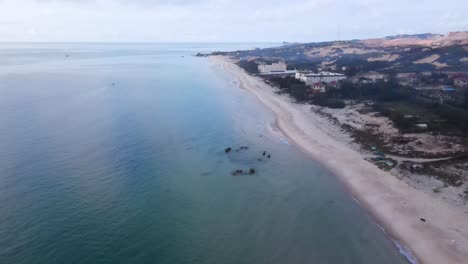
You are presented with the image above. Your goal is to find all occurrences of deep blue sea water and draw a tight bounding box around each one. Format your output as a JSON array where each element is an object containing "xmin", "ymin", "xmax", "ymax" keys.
[{"xmin": 0, "ymin": 43, "xmax": 410, "ymax": 264}]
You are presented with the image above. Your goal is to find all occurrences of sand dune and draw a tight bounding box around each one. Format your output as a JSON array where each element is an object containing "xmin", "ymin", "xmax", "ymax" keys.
[
  {"xmin": 362, "ymin": 32, "xmax": 468, "ymax": 48},
  {"xmin": 210, "ymin": 55, "xmax": 468, "ymax": 264}
]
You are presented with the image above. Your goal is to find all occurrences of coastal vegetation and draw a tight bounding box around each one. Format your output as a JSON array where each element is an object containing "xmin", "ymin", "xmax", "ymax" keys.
[
  {"xmin": 229, "ymin": 48, "xmax": 468, "ymax": 192},
  {"xmin": 236, "ymin": 60, "xmax": 259, "ymax": 74},
  {"xmin": 268, "ymin": 76, "xmax": 309, "ymax": 101},
  {"xmin": 261, "ymin": 70, "xmax": 468, "ymax": 134},
  {"xmin": 338, "ymin": 81, "xmax": 468, "ymax": 134}
]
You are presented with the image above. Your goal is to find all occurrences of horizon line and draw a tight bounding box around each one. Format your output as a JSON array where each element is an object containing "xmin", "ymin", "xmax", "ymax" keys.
[{"xmin": 0, "ymin": 30, "xmax": 466, "ymax": 45}]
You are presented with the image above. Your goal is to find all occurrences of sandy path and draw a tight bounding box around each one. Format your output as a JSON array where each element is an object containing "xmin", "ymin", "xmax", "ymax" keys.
[{"xmin": 210, "ymin": 56, "xmax": 468, "ymax": 264}]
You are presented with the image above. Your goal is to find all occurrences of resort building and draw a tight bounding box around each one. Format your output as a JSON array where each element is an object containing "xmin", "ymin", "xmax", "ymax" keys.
[
  {"xmin": 353, "ymin": 77, "xmax": 374, "ymax": 84},
  {"xmin": 397, "ymin": 72, "xmax": 419, "ymax": 83},
  {"xmin": 352, "ymin": 72, "xmax": 391, "ymax": 84},
  {"xmin": 454, "ymin": 76, "xmax": 468, "ymax": 87},
  {"xmin": 359, "ymin": 71, "xmax": 387, "ymax": 82},
  {"xmin": 258, "ymin": 61, "xmax": 287, "ymax": 74},
  {"xmin": 295, "ymin": 71, "xmax": 347, "ymax": 85}
]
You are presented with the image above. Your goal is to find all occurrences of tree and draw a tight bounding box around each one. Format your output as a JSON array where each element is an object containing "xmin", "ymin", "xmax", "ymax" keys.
[
  {"xmin": 290, "ymin": 84, "xmax": 308, "ymax": 101},
  {"xmin": 340, "ymin": 80, "xmax": 356, "ymax": 98},
  {"xmin": 345, "ymin": 66, "xmax": 358, "ymax": 76},
  {"xmin": 237, "ymin": 60, "xmax": 259, "ymax": 74},
  {"xmin": 377, "ymin": 75, "xmax": 404, "ymax": 102}
]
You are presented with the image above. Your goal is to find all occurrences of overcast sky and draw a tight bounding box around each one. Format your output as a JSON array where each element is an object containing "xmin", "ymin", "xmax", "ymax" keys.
[{"xmin": 0, "ymin": 0, "xmax": 467, "ymax": 42}]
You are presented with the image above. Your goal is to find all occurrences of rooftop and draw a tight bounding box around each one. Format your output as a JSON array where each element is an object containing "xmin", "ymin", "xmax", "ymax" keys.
[{"xmin": 301, "ymin": 71, "xmax": 345, "ymax": 77}]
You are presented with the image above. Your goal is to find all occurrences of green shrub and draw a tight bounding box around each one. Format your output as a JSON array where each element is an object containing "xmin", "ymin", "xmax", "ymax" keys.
[{"xmin": 326, "ymin": 99, "xmax": 346, "ymax": 109}]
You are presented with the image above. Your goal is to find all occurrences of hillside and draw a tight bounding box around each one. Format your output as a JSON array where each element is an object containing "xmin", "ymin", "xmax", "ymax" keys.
[{"xmin": 216, "ymin": 32, "xmax": 468, "ymax": 73}]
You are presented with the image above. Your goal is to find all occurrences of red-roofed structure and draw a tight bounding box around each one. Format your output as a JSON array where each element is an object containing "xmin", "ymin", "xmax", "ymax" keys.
[{"xmin": 311, "ymin": 82, "xmax": 326, "ymax": 92}]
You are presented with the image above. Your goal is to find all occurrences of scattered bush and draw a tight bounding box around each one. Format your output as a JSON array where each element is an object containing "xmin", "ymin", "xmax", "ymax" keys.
[{"xmin": 269, "ymin": 76, "xmax": 309, "ymax": 101}]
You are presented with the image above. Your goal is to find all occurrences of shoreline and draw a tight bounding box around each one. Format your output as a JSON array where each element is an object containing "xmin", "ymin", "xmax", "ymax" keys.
[{"xmin": 210, "ymin": 55, "xmax": 468, "ymax": 264}]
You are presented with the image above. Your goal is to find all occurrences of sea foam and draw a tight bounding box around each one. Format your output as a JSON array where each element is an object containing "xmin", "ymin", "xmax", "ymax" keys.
[{"xmin": 392, "ymin": 240, "xmax": 419, "ymax": 264}]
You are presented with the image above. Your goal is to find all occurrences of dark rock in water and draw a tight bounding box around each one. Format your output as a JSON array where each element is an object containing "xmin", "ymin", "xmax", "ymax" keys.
[
  {"xmin": 225, "ymin": 147, "xmax": 232, "ymax": 153},
  {"xmin": 231, "ymin": 168, "xmax": 258, "ymax": 176},
  {"xmin": 258, "ymin": 158, "xmax": 263, "ymax": 161},
  {"xmin": 267, "ymin": 154, "xmax": 271, "ymax": 159},
  {"xmin": 420, "ymin": 218, "xmax": 426, "ymax": 222},
  {"xmin": 262, "ymin": 151, "xmax": 266, "ymax": 156},
  {"xmin": 232, "ymin": 169, "xmax": 245, "ymax": 176}
]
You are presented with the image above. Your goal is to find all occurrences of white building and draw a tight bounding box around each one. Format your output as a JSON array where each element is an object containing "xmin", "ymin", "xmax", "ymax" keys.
[
  {"xmin": 258, "ymin": 61, "xmax": 287, "ymax": 74},
  {"xmin": 362, "ymin": 71, "xmax": 387, "ymax": 82},
  {"xmin": 295, "ymin": 71, "xmax": 346, "ymax": 85},
  {"xmin": 454, "ymin": 77, "xmax": 468, "ymax": 87}
]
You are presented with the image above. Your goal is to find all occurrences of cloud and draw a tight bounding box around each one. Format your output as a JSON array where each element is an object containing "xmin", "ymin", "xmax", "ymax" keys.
[
  {"xmin": 0, "ymin": 0, "xmax": 467, "ymax": 42},
  {"xmin": 33, "ymin": 0, "xmax": 211, "ymax": 6}
]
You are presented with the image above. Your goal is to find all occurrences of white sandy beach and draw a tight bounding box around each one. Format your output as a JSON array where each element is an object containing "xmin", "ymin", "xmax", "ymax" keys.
[{"xmin": 210, "ymin": 56, "xmax": 468, "ymax": 264}]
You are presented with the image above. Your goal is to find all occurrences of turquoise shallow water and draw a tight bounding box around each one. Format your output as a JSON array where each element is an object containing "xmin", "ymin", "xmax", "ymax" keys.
[{"xmin": 0, "ymin": 43, "xmax": 410, "ymax": 264}]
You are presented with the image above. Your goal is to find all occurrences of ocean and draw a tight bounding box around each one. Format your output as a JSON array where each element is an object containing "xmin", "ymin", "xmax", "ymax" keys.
[{"xmin": 0, "ymin": 43, "xmax": 410, "ymax": 263}]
